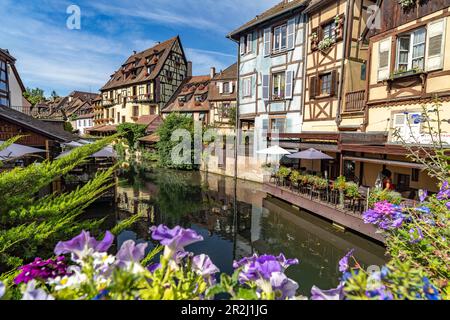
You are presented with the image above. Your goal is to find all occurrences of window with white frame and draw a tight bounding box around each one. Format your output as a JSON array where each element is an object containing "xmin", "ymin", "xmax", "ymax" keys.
[
  {"xmin": 240, "ymin": 33, "xmax": 253, "ymax": 55},
  {"xmin": 396, "ymin": 28, "xmax": 426, "ymax": 72},
  {"xmin": 273, "ymin": 24, "xmax": 288, "ymax": 52},
  {"xmin": 272, "ymin": 72, "xmax": 286, "ymax": 100},
  {"xmin": 223, "ymin": 82, "xmax": 230, "ymax": 94},
  {"xmin": 242, "ymin": 77, "xmax": 252, "ymax": 97},
  {"xmin": 392, "ymin": 112, "xmax": 422, "ymax": 143},
  {"xmin": 322, "ymin": 21, "xmax": 336, "ymax": 41}
]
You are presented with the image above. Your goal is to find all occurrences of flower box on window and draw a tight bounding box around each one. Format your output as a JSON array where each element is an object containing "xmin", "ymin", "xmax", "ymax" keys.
[
  {"xmin": 318, "ymin": 37, "xmax": 335, "ymax": 52},
  {"xmin": 390, "ymin": 68, "xmax": 423, "ymax": 80}
]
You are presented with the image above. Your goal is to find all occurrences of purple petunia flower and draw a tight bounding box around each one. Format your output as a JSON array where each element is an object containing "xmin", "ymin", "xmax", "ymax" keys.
[
  {"xmin": 269, "ymin": 272, "xmax": 299, "ymax": 300},
  {"xmin": 310, "ymin": 283, "xmax": 345, "ymax": 300},
  {"xmin": 234, "ymin": 254, "xmax": 299, "ymax": 286},
  {"xmin": 446, "ymin": 202, "xmax": 450, "ymax": 210},
  {"xmin": 338, "ymin": 249, "xmax": 355, "ymax": 273},
  {"xmin": 21, "ymin": 280, "xmax": 54, "ymax": 300},
  {"xmin": 418, "ymin": 189, "xmax": 428, "ymax": 202},
  {"xmin": 363, "ymin": 201, "xmax": 405, "ymax": 230},
  {"xmin": 437, "ymin": 181, "xmax": 450, "ymax": 201},
  {"xmin": 14, "ymin": 256, "xmax": 69, "ymax": 285},
  {"xmin": 192, "ymin": 254, "xmax": 220, "ymax": 277},
  {"xmin": 150, "ymin": 225, "xmax": 203, "ymax": 259},
  {"xmin": 116, "ymin": 240, "xmax": 148, "ymax": 268},
  {"xmin": 54, "ymin": 230, "xmax": 114, "ymax": 260}
]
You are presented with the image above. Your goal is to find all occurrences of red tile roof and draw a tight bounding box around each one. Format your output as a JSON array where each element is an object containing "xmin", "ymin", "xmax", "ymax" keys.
[
  {"xmin": 162, "ymin": 76, "xmax": 212, "ymax": 113},
  {"xmin": 228, "ymin": 0, "xmax": 308, "ymax": 39},
  {"xmin": 101, "ymin": 36, "xmax": 180, "ymax": 91}
]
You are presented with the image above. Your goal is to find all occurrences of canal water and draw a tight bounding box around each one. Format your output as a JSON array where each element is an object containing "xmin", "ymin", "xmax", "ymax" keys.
[{"xmin": 88, "ymin": 169, "xmax": 387, "ymax": 296}]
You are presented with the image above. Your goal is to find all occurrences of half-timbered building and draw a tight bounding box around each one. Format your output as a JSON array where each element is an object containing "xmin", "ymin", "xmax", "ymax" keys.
[
  {"xmin": 342, "ymin": 0, "xmax": 450, "ymax": 194},
  {"xmin": 228, "ymin": 0, "xmax": 308, "ymax": 136},
  {"xmin": 100, "ymin": 36, "xmax": 189, "ymax": 125}
]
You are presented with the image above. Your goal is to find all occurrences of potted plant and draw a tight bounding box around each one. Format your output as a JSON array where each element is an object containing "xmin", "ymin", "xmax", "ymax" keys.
[
  {"xmin": 333, "ymin": 176, "xmax": 347, "ymax": 208},
  {"xmin": 368, "ymin": 188, "xmax": 402, "ymax": 209},
  {"xmin": 334, "ymin": 15, "xmax": 344, "ymax": 39},
  {"xmin": 311, "ymin": 32, "xmax": 319, "ymax": 51},
  {"xmin": 289, "ymin": 170, "xmax": 301, "ymax": 190},
  {"xmin": 276, "ymin": 166, "xmax": 292, "ymax": 186},
  {"xmin": 345, "ymin": 182, "xmax": 360, "ymax": 200}
]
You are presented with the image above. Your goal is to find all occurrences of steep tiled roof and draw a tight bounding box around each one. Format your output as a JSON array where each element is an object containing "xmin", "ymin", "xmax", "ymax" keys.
[
  {"xmin": 213, "ymin": 63, "xmax": 237, "ymax": 81},
  {"xmin": 0, "ymin": 105, "xmax": 76, "ymax": 142},
  {"xmin": 162, "ymin": 76, "xmax": 212, "ymax": 113},
  {"xmin": 101, "ymin": 36, "xmax": 180, "ymax": 91},
  {"xmin": 228, "ymin": 0, "xmax": 308, "ymax": 38},
  {"xmin": 208, "ymin": 63, "xmax": 238, "ymax": 102}
]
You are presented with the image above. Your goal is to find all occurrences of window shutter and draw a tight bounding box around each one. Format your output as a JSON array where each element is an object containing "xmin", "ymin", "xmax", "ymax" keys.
[
  {"xmin": 219, "ymin": 82, "xmax": 223, "ymax": 94},
  {"xmin": 229, "ymin": 82, "xmax": 234, "ymax": 94},
  {"xmin": 330, "ymin": 70, "xmax": 338, "ymax": 96},
  {"xmin": 426, "ymin": 19, "xmax": 446, "ymax": 71},
  {"xmin": 264, "ymin": 28, "xmax": 272, "ymax": 57},
  {"xmin": 285, "ymin": 70, "xmax": 294, "ymax": 99},
  {"xmin": 240, "ymin": 36, "xmax": 245, "ymax": 55},
  {"xmin": 377, "ymin": 37, "xmax": 392, "ymax": 81},
  {"xmin": 262, "ymin": 74, "xmax": 270, "ymax": 100},
  {"xmin": 247, "ymin": 33, "xmax": 253, "ymax": 53},
  {"xmin": 309, "ymin": 76, "xmax": 317, "ymax": 99},
  {"xmin": 287, "ymin": 18, "xmax": 296, "ymax": 50}
]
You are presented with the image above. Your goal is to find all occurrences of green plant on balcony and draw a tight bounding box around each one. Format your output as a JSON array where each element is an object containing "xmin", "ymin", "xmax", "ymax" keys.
[
  {"xmin": 333, "ymin": 176, "xmax": 347, "ymax": 208},
  {"xmin": 345, "ymin": 182, "xmax": 360, "ymax": 200},
  {"xmin": 318, "ymin": 37, "xmax": 334, "ymax": 52},
  {"xmin": 398, "ymin": 0, "xmax": 416, "ymax": 9},
  {"xmin": 276, "ymin": 166, "xmax": 291, "ymax": 185},
  {"xmin": 289, "ymin": 170, "xmax": 301, "ymax": 185},
  {"xmin": 311, "ymin": 176, "xmax": 328, "ymax": 190}
]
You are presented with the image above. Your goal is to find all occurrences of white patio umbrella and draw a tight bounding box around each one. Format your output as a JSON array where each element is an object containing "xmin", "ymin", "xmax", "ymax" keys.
[
  {"xmin": 257, "ymin": 145, "xmax": 291, "ymax": 170},
  {"xmin": 56, "ymin": 146, "xmax": 117, "ymax": 159},
  {"xmin": 256, "ymin": 145, "xmax": 291, "ymax": 155},
  {"xmin": 0, "ymin": 141, "xmax": 46, "ymax": 161}
]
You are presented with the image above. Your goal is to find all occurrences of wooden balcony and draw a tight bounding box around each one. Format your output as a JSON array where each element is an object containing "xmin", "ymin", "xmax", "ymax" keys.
[{"xmin": 344, "ymin": 90, "xmax": 366, "ymax": 113}]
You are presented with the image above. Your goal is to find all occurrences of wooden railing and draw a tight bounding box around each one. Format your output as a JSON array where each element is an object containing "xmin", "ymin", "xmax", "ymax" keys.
[{"xmin": 344, "ymin": 90, "xmax": 366, "ymax": 113}]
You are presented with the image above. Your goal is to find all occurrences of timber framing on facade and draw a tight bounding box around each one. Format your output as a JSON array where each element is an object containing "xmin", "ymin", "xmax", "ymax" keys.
[
  {"xmin": 99, "ymin": 36, "xmax": 189, "ymax": 126},
  {"xmin": 228, "ymin": 0, "xmax": 308, "ymax": 135}
]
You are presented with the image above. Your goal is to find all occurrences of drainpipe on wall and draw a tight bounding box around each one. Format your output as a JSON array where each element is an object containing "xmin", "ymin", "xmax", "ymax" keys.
[{"xmin": 335, "ymin": 0, "xmax": 353, "ymax": 127}]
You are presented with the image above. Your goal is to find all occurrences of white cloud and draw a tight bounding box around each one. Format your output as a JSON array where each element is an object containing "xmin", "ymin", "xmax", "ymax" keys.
[{"xmin": 0, "ymin": 0, "xmax": 280, "ymax": 95}]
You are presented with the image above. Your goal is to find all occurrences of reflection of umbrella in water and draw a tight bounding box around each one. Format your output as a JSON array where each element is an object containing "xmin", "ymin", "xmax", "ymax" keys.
[
  {"xmin": 287, "ymin": 148, "xmax": 333, "ymax": 175},
  {"xmin": 56, "ymin": 146, "xmax": 117, "ymax": 159},
  {"xmin": 0, "ymin": 141, "xmax": 46, "ymax": 160}
]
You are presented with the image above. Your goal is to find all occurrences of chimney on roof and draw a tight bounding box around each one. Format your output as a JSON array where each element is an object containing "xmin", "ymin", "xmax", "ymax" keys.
[
  {"xmin": 187, "ymin": 61, "xmax": 193, "ymax": 78},
  {"xmin": 210, "ymin": 67, "xmax": 216, "ymax": 79},
  {"xmin": 133, "ymin": 50, "xmax": 137, "ymax": 55}
]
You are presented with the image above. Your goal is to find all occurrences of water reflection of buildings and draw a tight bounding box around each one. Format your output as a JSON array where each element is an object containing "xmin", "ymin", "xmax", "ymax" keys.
[{"xmin": 113, "ymin": 170, "xmax": 385, "ymax": 293}]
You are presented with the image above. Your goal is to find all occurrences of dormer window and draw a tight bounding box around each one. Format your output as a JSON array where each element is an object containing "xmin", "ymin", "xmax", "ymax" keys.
[
  {"xmin": 223, "ymin": 82, "xmax": 230, "ymax": 94},
  {"xmin": 195, "ymin": 95, "xmax": 203, "ymax": 102},
  {"xmin": 240, "ymin": 33, "xmax": 253, "ymax": 55},
  {"xmin": 178, "ymin": 96, "xmax": 186, "ymax": 103}
]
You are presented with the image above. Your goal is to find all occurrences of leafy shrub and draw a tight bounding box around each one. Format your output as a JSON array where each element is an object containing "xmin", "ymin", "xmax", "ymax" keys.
[{"xmin": 368, "ymin": 188, "xmax": 402, "ymax": 209}]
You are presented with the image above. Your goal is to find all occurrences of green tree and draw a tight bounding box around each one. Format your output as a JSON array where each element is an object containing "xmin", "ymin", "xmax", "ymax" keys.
[
  {"xmin": 156, "ymin": 113, "xmax": 197, "ymax": 170},
  {"xmin": 63, "ymin": 121, "xmax": 74, "ymax": 133},
  {"xmin": 117, "ymin": 123, "xmax": 147, "ymax": 152},
  {"xmin": 0, "ymin": 135, "xmax": 136, "ymax": 273},
  {"xmin": 23, "ymin": 88, "xmax": 45, "ymax": 106}
]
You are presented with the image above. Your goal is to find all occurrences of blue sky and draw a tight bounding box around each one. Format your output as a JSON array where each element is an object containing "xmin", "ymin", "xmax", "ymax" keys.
[{"xmin": 0, "ymin": 0, "xmax": 279, "ymax": 96}]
